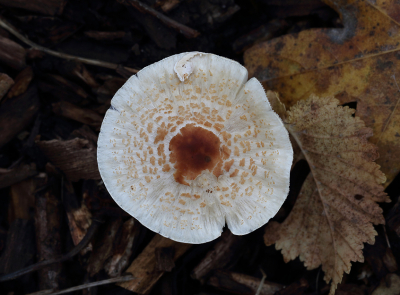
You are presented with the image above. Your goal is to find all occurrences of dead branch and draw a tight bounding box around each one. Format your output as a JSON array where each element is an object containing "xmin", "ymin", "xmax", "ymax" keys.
[{"xmin": 0, "ymin": 17, "xmax": 139, "ymax": 74}]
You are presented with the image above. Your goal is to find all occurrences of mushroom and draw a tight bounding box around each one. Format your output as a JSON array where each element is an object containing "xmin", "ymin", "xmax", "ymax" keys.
[{"xmin": 97, "ymin": 52, "xmax": 293, "ymax": 244}]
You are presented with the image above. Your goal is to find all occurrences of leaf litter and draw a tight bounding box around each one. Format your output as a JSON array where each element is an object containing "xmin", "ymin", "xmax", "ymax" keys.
[{"xmin": 264, "ymin": 94, "xmax": 390, "ymax": 295}]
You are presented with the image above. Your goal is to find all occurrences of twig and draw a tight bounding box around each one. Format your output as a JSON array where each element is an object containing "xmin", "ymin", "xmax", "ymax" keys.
[
  {"xmin": 383, "ymin": 224, "xmax": 391, "ymax": 248},
  {"xmin": 0, "ymin": 17, "xmax": 139, "ymax": 74},
  {"xmin": 117, "ymin": 0, "xmax": 200, "ymax": 38},
  {"xmin": 255, "ymin": 268, "xmax": 267, "ymax": 295},
  {"xmin": 0, "ymin": 218, "xmax": 103, "ymax": 282},
  {"xmin": 26, "ymin": 274, "xmax": 134, "ymax": 295}
]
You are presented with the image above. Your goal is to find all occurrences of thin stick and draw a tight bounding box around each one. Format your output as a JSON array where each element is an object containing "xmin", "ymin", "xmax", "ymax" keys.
[
  {"xmin": 117, "ymin": 0, "xmax": 200, "ymax": 38},
  {"xmin": 383, "ymin": 224, "xmax": 391, "ymax": 248},
  {"xmin": 0, "ymin": 218, "xmax": 103, "ymax": 282},
  {"xmin": 255, "ymin": 268, "xmax": 267, "ymax": 295},
  {"xmin": 27, "ymin": 275, "xmax": 134, "ymax": 295},
  {"xmin": 0, "ymin": 17, "xmax": 138, "ymax": 74}
]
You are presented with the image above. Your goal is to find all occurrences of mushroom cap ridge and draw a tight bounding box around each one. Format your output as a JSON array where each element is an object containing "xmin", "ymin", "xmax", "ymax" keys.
[{"xmin": 97, "ymin": 52, "xmax": 293, "ymax": 244}]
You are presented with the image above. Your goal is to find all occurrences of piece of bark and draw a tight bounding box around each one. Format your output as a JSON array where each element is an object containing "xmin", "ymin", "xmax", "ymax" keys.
[
  {"xmin": 155, "ymin": 247, "xmax": 175, "ymax": 272},
  {"xmin": 6, "ymin": 66, "xmax": 34, "ymax": 99},
  {"xmin": 0, "ymin": 35, "xmax": 26, "ymax": 70},
  {"xmin": 0, "ymin": 219, "xmax": 36, "ymax": 274},
  {"xmin": 0, "ymin": 85, "xmax": 39, "ymax": 148},
  {"xmin": 37, "ymin": 74, "xmax": 89, "ymax": 105},
  {"xmin": 34, "ymin": 174, "xmax": 64, "ymax": 290},
  {"xmin": 52, "ymin": 101, "xmax": 103, "ymax": 129},
  {"xmin": 37, "ymin": 138, "xmax": 100, "ymax": 181},
  {"xmin": 0, "ymin": 0, "xmax": 67, "ymax": 16},
  {"xmin": 118, "ymin": 234, "xmax": 192, "ymax": 294},
  {"xmin": 84, "ymin": 31, "xmax": 126, "ymax": 41},
  {"xmin": 191, "ymin": 231, "xmax": 244, "ymax": 281},
  {"xmin": 105, "ymin": 218, "xmax": 139, "ymax": 277},
  {"xmin": 87, "ymin": 218, "xmax": 123, "ymax": 276},
  {"xmin": 62, "ymin": 179, "xmax": 93, "ymax": 254},
  {"xmin": 0, "ymin": 163, "xmax": 37, "ymax": 190},
  {"xmin": 273, "ymin": 278, "xmax": 309, "ymax": 295},
  {"xmin": 0, "ymin": 73, "xmax": 14, "ymax": 101},
  {"xmin": 207, "ymin": 270, "xmax": 284, "ymax": 295},
  {"xmin": 70, "ymin": 125, "xmax": 98, "ymax": 148},
  {"xmin": 8, "ymin": 177, "xmax": 37, "ymax": 224}
]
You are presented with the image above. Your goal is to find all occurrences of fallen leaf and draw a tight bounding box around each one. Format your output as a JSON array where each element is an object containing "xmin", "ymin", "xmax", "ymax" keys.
[
  {"xmin": 244, "ymin": 0, "xmax": 400, "ymax": 186},
  {"xmin": 264, "ymin": 95, "xmax": 390, "ymax": 295}
]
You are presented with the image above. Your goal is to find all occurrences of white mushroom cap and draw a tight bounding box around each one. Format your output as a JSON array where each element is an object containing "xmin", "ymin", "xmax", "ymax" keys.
[{"xmin": 97, "ymin": 52, "xmax": 293, "ymax": 244}]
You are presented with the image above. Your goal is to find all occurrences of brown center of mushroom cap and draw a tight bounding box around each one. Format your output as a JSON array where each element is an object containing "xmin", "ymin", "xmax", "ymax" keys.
[{"xmin": 169, "ymin": 124, "xmax": 223, "ymax": 186}]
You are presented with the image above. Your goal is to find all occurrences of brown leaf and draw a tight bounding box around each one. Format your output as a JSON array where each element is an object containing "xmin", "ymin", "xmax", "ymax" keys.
[
  {"xmin": 244, "ymin": 0, "xmax": 400, "ymax": 186},
  {"xmin": 266, "ymin": 90, "xmax": 286, "ymax": 120},
  {"xmin": 264, "ymin": 95, "xmax": 389, "ymax": 295}
]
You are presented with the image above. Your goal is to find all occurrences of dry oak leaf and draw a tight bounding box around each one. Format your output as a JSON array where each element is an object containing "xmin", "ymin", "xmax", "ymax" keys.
[
  {"xmin": 244, "ymin": 0, "xmax": 400, "ymax": 186},
  {"xmin": 264, "ymin": 95, "xmax": 390, "ymax": 295}
]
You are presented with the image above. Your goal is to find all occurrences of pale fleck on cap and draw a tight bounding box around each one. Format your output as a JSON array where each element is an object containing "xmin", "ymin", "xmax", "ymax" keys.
[{"xmin": 97, "ymin": 52, "xmax": 293, "ymax": 244}]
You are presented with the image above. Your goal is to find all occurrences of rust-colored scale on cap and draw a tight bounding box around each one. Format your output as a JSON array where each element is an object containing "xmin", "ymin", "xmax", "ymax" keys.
[{"xmin": 169, "ymin": 124, "xmax": 222, "ymax": 186}]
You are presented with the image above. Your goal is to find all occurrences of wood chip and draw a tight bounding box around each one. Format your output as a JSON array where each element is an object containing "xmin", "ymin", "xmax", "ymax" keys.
[
  {"xmin": 118, "ymin": 234, "xmax": 192, "ymax": 294},
  {"xmin": 155, "ymin": 247, "xmax": 175, "ymax": 272},
  {"xmin": 6, "ymin": 66, "xmax": 34, "ymax": 99},
  {"xmin": 0, "ymin": 35, "xmax": 26, "ymax": 69},
  {"xmin": 0, "ymin": 219, "xmax": 36, "ymax": 274},
  {"xmin": 87, "ymin": 218, "xmax": 122, "ymax": 276},
  {"xmin": 62, "ymin": 179, "xmax": 93, "ymax": 254},
  {"xmin": 0, "ymin": 73, "xmax": 14, "ymax": 101},
  {"xmin": 0, "ymin": 85, "xmax": 39, "ymax": 148},
  {"xmin": 34, "ymin": 175, "xmax": 64, "ymax": 290},
  {"xmin": 52, "ymin": 101, "xmax": 103, "ymax": 129},
  {"xmin": 8, "ymin": 177, "xmax": 36, "ymax": 222},
  {"xmin": 191, "ymin": 231, "xmax": 244, "ymax": 281},
  {"xmin": 37, "ymin": 138, "xmax": 100, "ymax": 181},
  {"xmin": 0, "ymin": 163, "xmax": 37, "ymax": 190},
  {"xmin": 105, "ymin": 218, "xmax": 139, "ymax": 277}
]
